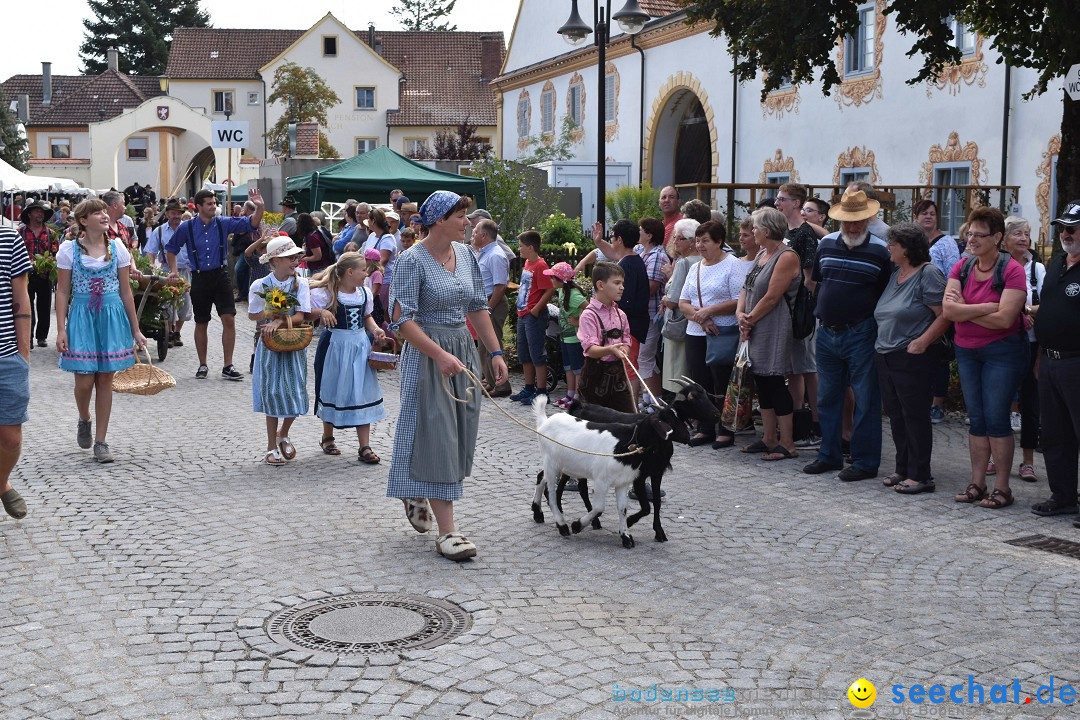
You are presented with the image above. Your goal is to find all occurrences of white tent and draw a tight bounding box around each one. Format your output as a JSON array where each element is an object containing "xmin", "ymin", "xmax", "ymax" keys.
[{"xmin": 0, "ymin": 157, "xmax": 84, "ymax": 193}]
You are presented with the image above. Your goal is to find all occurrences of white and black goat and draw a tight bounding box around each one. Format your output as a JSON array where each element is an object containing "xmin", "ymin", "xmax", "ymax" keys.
[
  {"xmin": 530, "ymin": 395, "xmax": 674, "ymax": 547},
  {"xmin": 535, "ymin": 377, "xmax": 721, "ymax": 542}
]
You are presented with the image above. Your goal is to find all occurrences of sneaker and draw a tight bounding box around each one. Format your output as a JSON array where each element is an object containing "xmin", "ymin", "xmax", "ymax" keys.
[
  {"xmin": 195, "ymin": 365, "xmax": 209, "ymax": 379},
  {"xmin": 554, "ymin": 396, "xmax": 573, "ymax": 409},
  {"xmin": 510, "ymin": 386, "xmax": 537, "ymax": 403},
  {"xmin": 930, "ymin": 405, "xmax": 945, "ymax": 424},
  {"xmin": 1019, "ymin": 464, "xmax": 1038, "ymax": 482},
  {"xmin": 93, "ymin": 441, "xmax": 114, "ymax": 464},
  {"xmin": 172, "ymin": 332, "xmax": 183, "ymax": 347},
  {"xmin": 1010, "ymin": 412, "xmax": 1022, "ymax": 432},
  {"xmin": 36, "ymin": 339, "xmax": 47, "ymax": 348},
  {"xmin": 986, "ymin": 461, "xmax": 996, "ymax": 476},
  {"xmin": 77, "ymin": 419, "xmax": 92, "ymax": 449},
  {"xmin": 794, "ymin": 433, "xmax": 821, "ymax": 450},
  {"xmin": 221, "ymin": 365, "xmax": 244, "ymax": 381}
]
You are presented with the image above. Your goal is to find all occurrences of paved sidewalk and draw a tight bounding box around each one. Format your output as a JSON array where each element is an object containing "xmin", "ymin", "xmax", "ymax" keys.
[{"xmin": 2, "ymin": 313, "xmax": 1078, "ymax": 720}]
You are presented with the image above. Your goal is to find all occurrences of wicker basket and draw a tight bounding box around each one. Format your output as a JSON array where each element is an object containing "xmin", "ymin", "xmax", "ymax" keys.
[
  {"xmin": 263, "ymin": 314, "xmax": 314, "ymax": 353},
  {"xmin": 112, "ymin": 347, "xmax": 176, "ymax": 396},
  {"xmin": 368, "ymin": 337, "xmax": 399, "ymax": 371}
]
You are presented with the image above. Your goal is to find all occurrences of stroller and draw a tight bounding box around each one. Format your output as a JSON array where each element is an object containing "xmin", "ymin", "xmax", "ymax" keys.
[{"xmin": 542, "ymin": 303, "xmax": 566, "ymax": 395}]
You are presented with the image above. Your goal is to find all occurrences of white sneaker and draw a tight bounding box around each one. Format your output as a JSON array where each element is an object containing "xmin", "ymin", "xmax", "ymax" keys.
[{"xmin": 1010, "ymin": 412, "xmax": 1022, "ymax": 432}]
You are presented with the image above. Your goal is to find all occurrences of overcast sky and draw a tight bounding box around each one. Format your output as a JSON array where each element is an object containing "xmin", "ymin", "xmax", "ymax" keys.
[{"xmin": 0, "ymin": 0, "xmax": 520, "ymax": 76}]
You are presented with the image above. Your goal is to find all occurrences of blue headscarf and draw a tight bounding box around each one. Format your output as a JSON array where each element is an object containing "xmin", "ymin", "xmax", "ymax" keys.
[{"xmin": 418, "ymin": 190, "xmax": 462, "ymax": 227}]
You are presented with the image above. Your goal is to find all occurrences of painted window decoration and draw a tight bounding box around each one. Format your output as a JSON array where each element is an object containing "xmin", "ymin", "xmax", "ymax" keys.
[
  {"xmin": 355, "ymin": 87, "xmax": 376, "ymax": 111},
  {"xmin": 127, "ymin": 137, "xmax": 148, "ymax": 160},
  {"xmin": 49, "ymin": 138, "xmax": 70, "ymax": 159},
  {"xmin": 845, "ymin": 3, "xmax": 876, "ymax": 76},
  {"xmin": 213, "ymin": 90, "xmax": 234, "ymax": 114},
  {"xmin": 517, "ymin": 92, "xmax": 530, "ymax": 137},
  {"xmin": 934, "ymin": 163, "xmax": 972, "ymax": 236},
  {"xmin": 541, "ymin": 82, "xmax": 555, "ymax": 135},
  {"xmin": 356, "ymin": 138, "xmax": 378, "ymax": 155}
]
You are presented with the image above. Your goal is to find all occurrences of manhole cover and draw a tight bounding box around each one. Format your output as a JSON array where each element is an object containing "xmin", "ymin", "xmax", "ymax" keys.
[
  {"xmin": 1006, "ymin": 534, "xmax": 1080, "ymax": 561},
  {"xmin": 265, "ymin": 593, "xmax": 472, "ymax": 655}
]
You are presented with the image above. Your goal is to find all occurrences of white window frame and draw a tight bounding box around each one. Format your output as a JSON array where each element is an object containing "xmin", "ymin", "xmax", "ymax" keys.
[
  {"xmin": 764, "ymin": 173, "xmax": 791, "ymax": 198},
  {"xmin": 948, "ymin": 17, "xmax": 976, "ymax": 57},
  {"xmin": 404, "ymin": 137, "xmax": 429, "ymax": 156},
  {"xmin": 541, "ymin": 89, "xmax": 555, "ymax": 134},
  {"xmin": 126, "ymin": 136, "xmax": 149, "ymax": 161},
  {"xmin": 934, "ymin": 161, "xmax": 972, "ymax": 236},
  {"xmin": 839, "ymin": 167, "xmax": 871, "ymax": 186},
  {"xmin": 354, "ymin": 86, "xmax": 376, "ymax": 111},
  {"xmin": 517, "ymin": 96, "xmax": 529, "ymax": 137},
  {"xmin": 604, "ymin": 73, "xmax": 616, "ymax": 123},
  {"xmin": 845, "ymin": 2, "xmax": 876, "ymax": 76},
  {"xmin": 568, "ymin": 83, "xmax": 583, "ymax": 128},
  {"xmin": 355, "ymin": 137, "xmax": 378, "ymax": 155},
  {"xmin": 212, "ymin": 89, "xmax": 235, "ymax": 115}
]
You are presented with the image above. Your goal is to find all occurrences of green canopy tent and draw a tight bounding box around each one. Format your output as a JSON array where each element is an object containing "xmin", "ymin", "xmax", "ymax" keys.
[{"xmin": 285, "ymin": 147, "xmax": 487, "ymax": 212}]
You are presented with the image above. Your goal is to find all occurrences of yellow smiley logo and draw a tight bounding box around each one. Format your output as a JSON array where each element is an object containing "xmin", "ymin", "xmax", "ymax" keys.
[{"xmin": 848, "ymin": 678, "xmax": 876, "ymax": 708}]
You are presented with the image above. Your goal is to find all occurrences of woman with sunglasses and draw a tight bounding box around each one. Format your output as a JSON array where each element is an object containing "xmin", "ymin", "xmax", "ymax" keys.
[{"xmin": 943, "ymin": 207, "xmax": 1027, "ymax": 509}]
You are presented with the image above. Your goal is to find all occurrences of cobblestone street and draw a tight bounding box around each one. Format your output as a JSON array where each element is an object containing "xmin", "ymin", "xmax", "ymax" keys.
[{"xmin": 3, "ymin": 314, "xmax": 1078, "ymax": 720}]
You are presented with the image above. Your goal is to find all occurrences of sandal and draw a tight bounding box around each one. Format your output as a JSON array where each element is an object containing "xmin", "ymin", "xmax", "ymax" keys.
[
  {"xmin": 762, "ymin": 445, "xmax": 798, "ymax": 461},
  {"xmin": 359, "ymin": 446, "xmax": 381, "ymax": 464},
  {"xmin": 895, "ymin": 480, "xmax": 936, "ymax": 494},
  {"xmin": 320, "ymin": 436, "xmax": 341, "ymax": 456},
  {"xmin": 741, "ymin": 439, "xmax": 770, "ymax": 454},
  {"xmin": 435, "ymin": 531, "xmax": 477, "ymax": 561},
  {"xmin": 264, "ymin": 449, "xmax": 286, "ymax": 466},
  {"xmin": 882, "ymin": 473, "xmax": 904, "ymax": 487},
  {"xmin": 277, "ymin": 436, "xmax": 296, "ymax": 460},
  {"xmin": 403, "ymin": 498, "xmax": 432, "ymax": 533},
  {"xmin": 954, "ymin": 483, "xmax": 987, "ymax": 503},
  {"xmin": 979, "ymin": 488, "xmax": 1014, "ymax": 509}
]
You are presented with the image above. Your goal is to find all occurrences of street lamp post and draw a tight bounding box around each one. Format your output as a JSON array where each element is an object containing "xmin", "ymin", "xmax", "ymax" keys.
[{"xmin": 558, "ymin": 0, "xmax": 648, "ymax": 230}]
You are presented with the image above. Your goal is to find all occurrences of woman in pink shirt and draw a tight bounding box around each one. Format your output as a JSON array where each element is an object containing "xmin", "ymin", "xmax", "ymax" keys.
[
  {"xmin": 943, "ymin": 207, "xmax": 1028, "ymax": 509},
  {"xmin": 577, "ymin": 262, "xmax": 634, "ymax": 412}
]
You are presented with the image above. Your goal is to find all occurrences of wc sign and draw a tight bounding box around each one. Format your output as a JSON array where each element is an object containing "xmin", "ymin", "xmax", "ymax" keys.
[
  {"xmin": 1067, "ymin": 64, "xmax": 1080, "ymax": 101},
  {"xmin": 211, "ymin": 120, "xmax": 249, "ymax": 148}
]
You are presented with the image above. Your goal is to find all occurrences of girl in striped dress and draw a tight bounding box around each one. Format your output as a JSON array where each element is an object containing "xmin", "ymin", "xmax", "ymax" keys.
[
  {"xmin": 247, "ymin": 237, "xmax": 311, "ymax": 465},
  {"xmin": 387, "ymin": 191, "xmax": 508, "ymax": 561}
]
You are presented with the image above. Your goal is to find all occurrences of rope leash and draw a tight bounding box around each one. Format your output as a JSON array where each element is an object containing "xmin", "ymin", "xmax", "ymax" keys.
[{"xmin": 441, "ymin": 366, "xmax": 646, "ymax": 458}]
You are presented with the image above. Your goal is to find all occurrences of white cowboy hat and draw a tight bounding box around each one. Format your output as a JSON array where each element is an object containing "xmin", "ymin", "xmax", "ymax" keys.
[{"xmin": 260, "ymin": 236, "xmax": 304, "ymax": 264}]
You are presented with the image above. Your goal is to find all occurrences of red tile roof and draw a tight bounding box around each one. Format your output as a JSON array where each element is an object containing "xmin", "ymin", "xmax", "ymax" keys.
[
  {"xmin": 1, "ymin": 70, "xmax": 163, "ymax": 127},
  {"xmin": 165, "ymin": 27, "xmax": 505, "ymax": 127},
  {"xmin": 640, "ymin": 0, "xmax": 683, "ymax": 15}
]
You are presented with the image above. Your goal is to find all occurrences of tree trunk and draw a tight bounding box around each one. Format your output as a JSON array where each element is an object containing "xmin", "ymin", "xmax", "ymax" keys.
[{"xmin": 1055, "ymin": 91, "xmax": 1080, "ymax": 255}]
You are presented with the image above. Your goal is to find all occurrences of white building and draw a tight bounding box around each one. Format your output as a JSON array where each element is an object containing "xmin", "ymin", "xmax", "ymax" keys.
[
  {"xmin": 494, "ymin": 0, "xmax": 1065, "ymax": 244},
  {"xmin": 3, "ymin": 13, "xmax": 504, "ymax": 199}
]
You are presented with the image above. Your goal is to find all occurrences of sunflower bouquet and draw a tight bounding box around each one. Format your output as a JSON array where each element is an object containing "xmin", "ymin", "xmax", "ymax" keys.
[
  {"xmin": 255, "ymin": 286, "xmax": 300, "ymax": 317},
  {"xmin": 32, "ymin": 252, "xmax": 58, "ymax": 283},
  {"xmin": 156, "ymin": 276, "xmax": 191, "ymax": 309}
]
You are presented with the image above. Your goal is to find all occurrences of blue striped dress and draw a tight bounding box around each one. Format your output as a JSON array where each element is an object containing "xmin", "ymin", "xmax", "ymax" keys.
[{"xmin": 249, "ymin": 274, "xmax": 311, "ymax": 418}]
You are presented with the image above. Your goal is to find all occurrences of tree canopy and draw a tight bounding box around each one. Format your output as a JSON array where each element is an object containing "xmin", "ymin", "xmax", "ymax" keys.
[
  {"xmin": 265, "ymin": 63, "xmax": 341, "ymax": 159},
  {"xmin": 682, "ymin": 0, "xmax": 1079, "ymax": 224},
  {"xmin": 80, "ymin": 0, "xmax": 210, "ymax": 76},
  {"xmin": 0, "ymin": 89, "xmax": 30, "ymax": 172},
  {"xmin": 431, "ymin": 120, "xmax": 492, "ymax": 160},
  {"xmin": 392, "ymin": 0, "xmax": 458, "ymax": 31}
]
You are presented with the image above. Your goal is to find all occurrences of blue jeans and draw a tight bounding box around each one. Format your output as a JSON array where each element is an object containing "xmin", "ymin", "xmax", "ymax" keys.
[
  {"xmin": 234, "ymin": 254, "xmax": 250, "ymax": 297},
  {"xmin": 816, "ymin": 317, "xmax": 881, "ymax": 472},
  {"xmin": 516, "ymin": 311, "xmax": 548, "ymax": 366},
  {"xmin": 955, "ymin": 333, "xmax": 1028, "ymax": 437}
]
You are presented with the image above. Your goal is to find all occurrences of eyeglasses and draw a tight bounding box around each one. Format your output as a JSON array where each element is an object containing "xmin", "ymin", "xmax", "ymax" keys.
[
  {"xmin": 774, "ymin": 196, "xmax": 793, "ymax": 204},
  {"xmin": 965, "ymin": 231, "xmax": 994, "ymax": 240},
  {"xmin": 1061, "ymin": 226, "xmax": 1079, "ymax": 236}
]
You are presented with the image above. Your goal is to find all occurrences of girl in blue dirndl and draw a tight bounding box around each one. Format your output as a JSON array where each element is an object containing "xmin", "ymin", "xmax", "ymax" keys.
[
  {"xmin": 54, "ymin": 198, "xmax": 147, "ymax": 464},
  {"xmin": 247, "ymin": 238, "xmax": 311, "ymax": 465},
  {"xmin": 309, "ymin": 251, "xmax": 387, "ymax": 464}
]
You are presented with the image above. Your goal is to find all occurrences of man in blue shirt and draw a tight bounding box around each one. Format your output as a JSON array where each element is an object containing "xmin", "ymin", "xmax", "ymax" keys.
[
  {"xmin": 472, "ymin": 218, "xmax": 512, "ymax": 396},
  {"xmin": 166, "ymin": 188, "xmax": 264, "ymax": 380},
  {"xmin": 803, "ymin": 189, "xmax": 891, "ymax": 482}
]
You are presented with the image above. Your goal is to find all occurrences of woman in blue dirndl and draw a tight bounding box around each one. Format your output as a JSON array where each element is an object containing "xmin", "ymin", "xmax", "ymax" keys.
[
  {"xmin": 387, "ymin": 191, "xmax": 509, "ymax": 561},
  {"xmin": 309, "ymin": 251, "xmax": 387, "ymax": 463},
  {"xmin": 54, "ymin": 198, "xmax": 147, "ymax": 463}
]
